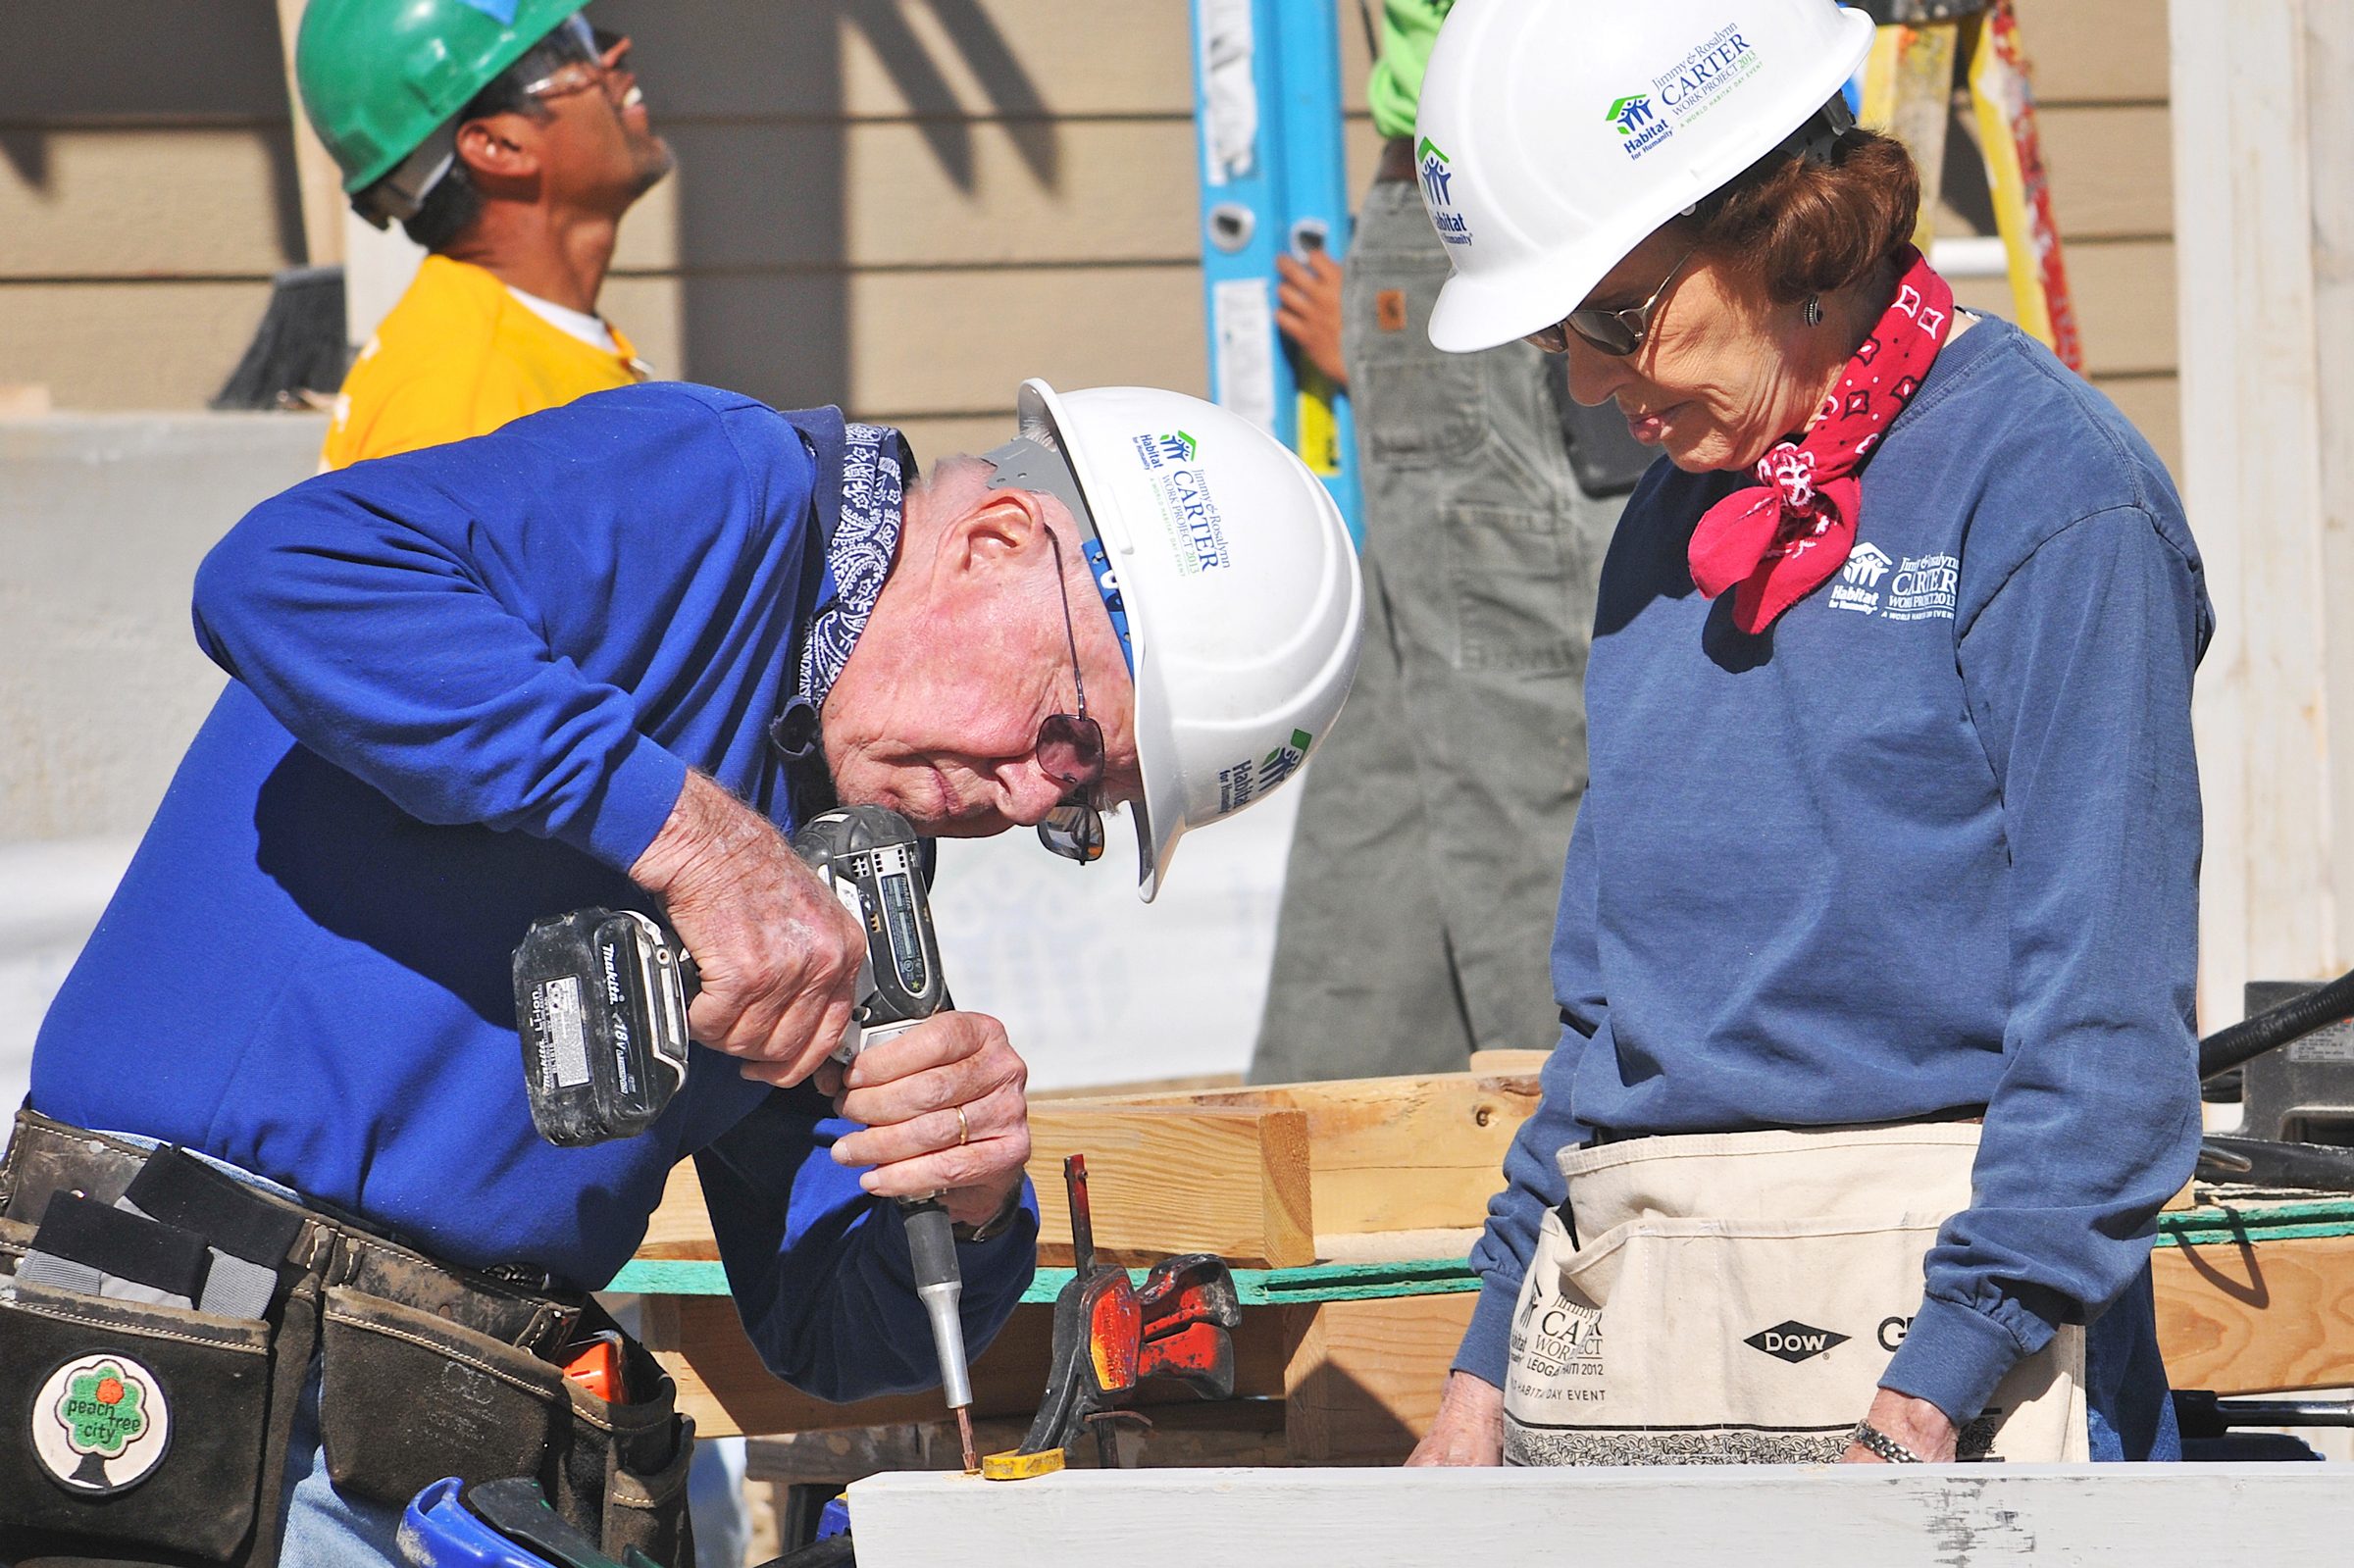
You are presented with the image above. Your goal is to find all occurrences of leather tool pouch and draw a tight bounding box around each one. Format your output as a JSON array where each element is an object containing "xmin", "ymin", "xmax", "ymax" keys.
[
  {"xmin": 0, "ymin": 1228, "xmax": 287, "ymax": 1565},
  {"xmin": 548, "ymin": 1300, "xmax": 695, "ymax": 1565},
  {"xmin": 318, "ymin": 1284, "xmax": 568, "ymax": 1507},
  {"xmin": 316, "ymin": 1288, "xmax": 693, "ymax": 1561}
]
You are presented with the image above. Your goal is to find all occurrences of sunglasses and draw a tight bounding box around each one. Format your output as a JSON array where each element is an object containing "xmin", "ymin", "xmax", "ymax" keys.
[
  {"xmin": 1034, "ymin": 526, "xmax": 1109, "ymax": 864},
  {"xmin": 1526, "ymin": 242, "xmax": 1699, "ymax": 357}
]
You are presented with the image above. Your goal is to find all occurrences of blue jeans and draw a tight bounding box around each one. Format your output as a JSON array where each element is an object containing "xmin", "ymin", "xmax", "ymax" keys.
[
  {"xmin": 278, "ymin": 1361, "xmax": 405, "ymax": 1562},
  {"xmin": 2084, "ymin": 1262, "xmax": 2179, "ymax": 1461}
]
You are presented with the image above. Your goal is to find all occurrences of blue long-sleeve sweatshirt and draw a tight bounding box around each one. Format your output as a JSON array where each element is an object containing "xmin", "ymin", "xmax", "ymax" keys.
[
  {"xmin": 1455, "ymin": 319, "xmax": 2211, "ymax": 1431},
  {"xmin": 31, "ymin": 382, "xmax": 1034, "ymax": 1404}
]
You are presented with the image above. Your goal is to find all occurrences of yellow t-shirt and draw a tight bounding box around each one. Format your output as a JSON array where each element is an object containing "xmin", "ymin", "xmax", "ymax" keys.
[{"xmin": 321, "ymin": 254, "xmax": 648, "ymax": 470}]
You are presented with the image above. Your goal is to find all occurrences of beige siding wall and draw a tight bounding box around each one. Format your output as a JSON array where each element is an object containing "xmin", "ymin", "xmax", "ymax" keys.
[
  {"xmin": 1, "ymin": 0, "xmax": 2179, "ymax": 473},
  {"xmin": 0, "ymin": 1, "xmax": 301, "ymax": 410},
  {"xmin": 1948, "ymin": 0, "xmax": 2178, "ymax": 471}
]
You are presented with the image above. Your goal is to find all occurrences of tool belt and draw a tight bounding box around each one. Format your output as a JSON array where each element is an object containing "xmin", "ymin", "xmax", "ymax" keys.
[
  {"xmin": 0, "ymin": 1110, "xmax": 694, "ymax": 1567},
  {"xmin": 1503, "ymin": 1122, "xmax": 2089, "ymax": 1466}
]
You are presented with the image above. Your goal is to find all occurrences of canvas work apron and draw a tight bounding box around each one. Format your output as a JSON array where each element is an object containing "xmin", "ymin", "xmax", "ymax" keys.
[{"xmin": 1502, "ymin": 1124, "xmax": 2088, "ymax": 1465}]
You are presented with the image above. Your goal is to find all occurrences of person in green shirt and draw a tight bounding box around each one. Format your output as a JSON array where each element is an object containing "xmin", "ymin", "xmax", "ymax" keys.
[{"xmin": 1254, "ymin": 0, "xmax": 1641, "ymax": 1081}]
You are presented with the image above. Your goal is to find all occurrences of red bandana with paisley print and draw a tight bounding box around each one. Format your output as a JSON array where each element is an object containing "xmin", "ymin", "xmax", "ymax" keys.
[{"xmin": 1687, "ymin": 246, "xmax": 1954, "ymax": 633}]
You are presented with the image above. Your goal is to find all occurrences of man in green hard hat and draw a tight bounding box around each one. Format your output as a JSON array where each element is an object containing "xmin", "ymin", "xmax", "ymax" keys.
[{"xmin": 296, "ymin": 0, "xmax": 674, "ymax": 470}]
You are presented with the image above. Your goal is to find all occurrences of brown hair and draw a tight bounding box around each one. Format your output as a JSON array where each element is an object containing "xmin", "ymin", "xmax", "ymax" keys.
[{"xmin": 1682, "ymin": 127, "xmax": 1920, "ymax": 305}]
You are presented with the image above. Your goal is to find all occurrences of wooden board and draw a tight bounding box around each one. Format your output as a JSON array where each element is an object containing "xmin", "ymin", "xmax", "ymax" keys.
[
  {"xmin": 1282, "ymin": 1293, "xmax": 1476, "ymax": 1464},
  {"xmin": 640, "ymin": 1294, "xmax": 1058, "ymax": 1442},
  {"xmin": 1027, "ymin": 1103, "xmax": 1314, "ymax": 1268},
  {"xmin": 743, "ymin": 1400, "xmax": 1291, "ymax": 1486},
  {"xmin": 641, "ymin": 1290, "xmax": 1293, "ymax": 1442},
  {"xmin": 636, "ymin": 1159, "xmax": 719, "ymax": 1261},
  {"xmin": 1087, "ymin": 1069, "xmax": 1543, "ymax": 1238},
  {"xmin": 638, "ymin": 1070, "xmax": 1533, "ymax": 1276},
  {"xmin": 848, "ymin": 1463, "xmax": 2342, "ymax": 1568},
  {"xmin": 2155, "ymin": 1229, "xmax": 2354, "ymax": 1394}
]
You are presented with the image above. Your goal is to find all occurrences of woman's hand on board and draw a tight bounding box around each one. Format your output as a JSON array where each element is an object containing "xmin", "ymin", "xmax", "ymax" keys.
[{"xmin": 1406, "ymin": 1370, "xmax": 1507, "ymax": 1466}]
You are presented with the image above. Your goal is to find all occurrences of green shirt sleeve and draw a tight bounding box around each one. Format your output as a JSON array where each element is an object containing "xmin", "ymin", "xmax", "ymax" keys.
[{"xmin": 1366, "ymin": 0, "xmax": 1456, "ymax": 141}]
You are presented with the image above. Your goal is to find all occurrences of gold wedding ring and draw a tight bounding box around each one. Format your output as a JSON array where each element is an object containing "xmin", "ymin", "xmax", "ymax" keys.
[{"xmin": 956, "ymin": 1104, "xmax": 970, "ymax": 1146}]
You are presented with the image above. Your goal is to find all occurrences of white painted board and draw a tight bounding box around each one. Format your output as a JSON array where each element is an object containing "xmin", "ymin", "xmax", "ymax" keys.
[{"xmin": 847, "ymin": 1463, "xmax": 2341, "ymax": 1568}]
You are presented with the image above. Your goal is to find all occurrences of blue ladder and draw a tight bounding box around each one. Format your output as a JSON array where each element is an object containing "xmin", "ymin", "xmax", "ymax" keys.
[{"xmin": 1189, "ymin": 0, "xmax": 1364, "ymax": 542}]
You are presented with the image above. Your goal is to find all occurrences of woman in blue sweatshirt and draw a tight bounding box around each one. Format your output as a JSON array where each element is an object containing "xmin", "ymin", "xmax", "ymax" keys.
[{"xmin": 1407, "ymin": 1, "xmax": 2208, "ymax": 1467}]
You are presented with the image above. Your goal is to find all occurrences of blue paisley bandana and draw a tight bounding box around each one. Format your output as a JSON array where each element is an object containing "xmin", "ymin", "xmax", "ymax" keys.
[{"xmin": 796, "ymin": 422, "xmax": 908, "ymax": 713}]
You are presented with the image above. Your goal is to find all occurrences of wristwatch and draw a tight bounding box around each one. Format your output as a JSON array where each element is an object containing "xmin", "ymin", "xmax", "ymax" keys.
[{"xmin": 951, "ymin": 1187, "xmax": 1023, "ymax": 1244}]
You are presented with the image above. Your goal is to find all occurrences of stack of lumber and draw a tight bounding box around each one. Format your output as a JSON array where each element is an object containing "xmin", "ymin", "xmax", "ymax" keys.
[
  {"xmin": 617, "ymin": 1058, "xmax": 2354, "ymax": 1473},
  {"xmin": 621, "ymin": 1056, "xmax": 1546, "ymax": 1464}
]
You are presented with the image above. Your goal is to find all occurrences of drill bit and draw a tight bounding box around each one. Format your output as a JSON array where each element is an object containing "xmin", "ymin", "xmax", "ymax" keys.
[{"xmin": 903, "ymin": 1198, "xmax": 978, "ymax": 1472}]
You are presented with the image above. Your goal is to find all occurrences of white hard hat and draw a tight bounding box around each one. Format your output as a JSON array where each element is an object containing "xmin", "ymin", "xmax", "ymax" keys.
[
  {"xmin": 1006, "ymin": 380, "xmax": 1363, "ymax": 901},
  {"xmin": 1417, "ymin": 0, "xmax": 1876, "ymax": 353}
]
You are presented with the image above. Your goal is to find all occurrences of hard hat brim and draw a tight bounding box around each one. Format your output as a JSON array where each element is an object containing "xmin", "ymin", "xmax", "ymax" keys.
[{"xmin": 1011, "ymin": 379, "xmax": 1182, "ymax": 903}]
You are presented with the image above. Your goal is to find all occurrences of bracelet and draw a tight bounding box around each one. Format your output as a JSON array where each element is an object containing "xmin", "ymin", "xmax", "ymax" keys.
[
  {"xmin": 1851, "ymin": 1421, "xmax": 1926, "ymax": 1464},
  {"xmin": 951, "ymin": 1187, "xmax": 1024, "ymax": 1244}
]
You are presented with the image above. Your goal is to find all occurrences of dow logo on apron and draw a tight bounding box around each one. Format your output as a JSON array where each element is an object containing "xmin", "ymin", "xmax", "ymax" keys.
[{"xmin": 1743, "ymin": 1319, "xmax": 1850, "ymax": 1365}]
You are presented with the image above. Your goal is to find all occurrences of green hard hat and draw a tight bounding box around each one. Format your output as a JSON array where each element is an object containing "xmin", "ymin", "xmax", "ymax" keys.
[{"xmin": 295, "ymin": 0, "xmax": 587, "ymax": 195}]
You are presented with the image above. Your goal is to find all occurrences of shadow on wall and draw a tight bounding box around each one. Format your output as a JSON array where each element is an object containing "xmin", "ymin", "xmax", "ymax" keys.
[
  {"xmin": 0, "ymin": 0, "xmax": 308, "ymax": 265},
  {"xmin": 1, "ymin": 0, "xmax": 1064, "ymax": 415},
  {"xmin": 603, "ymin": 0, "xmax": 1060, "ymax": 412}
]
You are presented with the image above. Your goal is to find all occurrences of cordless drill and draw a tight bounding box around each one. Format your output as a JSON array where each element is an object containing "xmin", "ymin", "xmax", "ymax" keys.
[{"xmin": 511, "ymin": 805, "xmax": 982, "ymax": 1471}]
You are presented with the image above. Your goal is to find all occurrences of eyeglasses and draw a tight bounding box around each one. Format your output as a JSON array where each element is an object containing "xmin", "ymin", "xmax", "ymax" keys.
[
  {"xmin": 518, "ymin": 16, "xmax": 626, "ymax": 103},
  {"xmin": 1526, "ymin": 243, "xmax": 1699, "ymax": 357},
  {"xmin": 1035, "ymin": 526, "xmax": 1109, "ymax": 864}
]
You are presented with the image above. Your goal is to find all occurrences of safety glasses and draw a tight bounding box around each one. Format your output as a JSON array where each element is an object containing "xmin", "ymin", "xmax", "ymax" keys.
[
  {"xmin": 1526, "ymin": 242, "xmax": 1699, "ymax": 357},
  {"xmin": 1035, "ymin": 527, "xmax": 1108, "ymax": 864},
  {"xmin": 518, "ymin": 15, "xmax": 624, "ymax": 104}
]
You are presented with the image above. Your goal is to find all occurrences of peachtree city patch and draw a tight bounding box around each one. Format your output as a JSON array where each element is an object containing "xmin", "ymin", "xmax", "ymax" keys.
[{"xmin": 31, "ymin": 1350, "xmax": 175, "ymax": 1495}]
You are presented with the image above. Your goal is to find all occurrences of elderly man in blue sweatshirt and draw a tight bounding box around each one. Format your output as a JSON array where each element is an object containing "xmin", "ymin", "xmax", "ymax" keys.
[{"xmin": 20, "ymin": 379, "xmax": 1357, "ymax": 1558}]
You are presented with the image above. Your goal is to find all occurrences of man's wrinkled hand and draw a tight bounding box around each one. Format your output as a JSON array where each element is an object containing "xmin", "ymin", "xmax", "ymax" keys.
[
  {"xmin": 825, "ymin": 1012, "xmax": 1030, "ymax": 1227},
  {"xmin": 629, "ymin": 772, "xmax": 866, "ymax": 1086},
  {"xmin": 1406, "ymin": 1371, "xmax": 1506, "ymax": 1467}
]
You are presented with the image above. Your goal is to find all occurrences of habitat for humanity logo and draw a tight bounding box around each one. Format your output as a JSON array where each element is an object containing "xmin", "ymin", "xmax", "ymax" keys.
[
  {"xmin": 1828, "ymin": 540, "xmax": 1891, "ymax": 615},
  {"xmin": 1132, "ymin": 429, "xmax": 1197, "ymax": 471},
  {"xmin": 1607, "ymin": 94, "xmax": 1671, "ymax": 160},
  {"xmin": 1214, "ymin": 729, "xmax": 1314, "ymax": 817},
  {"xmin": 1418, "ymin": 136, "xmax": 1472, "ymax": 248}
]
